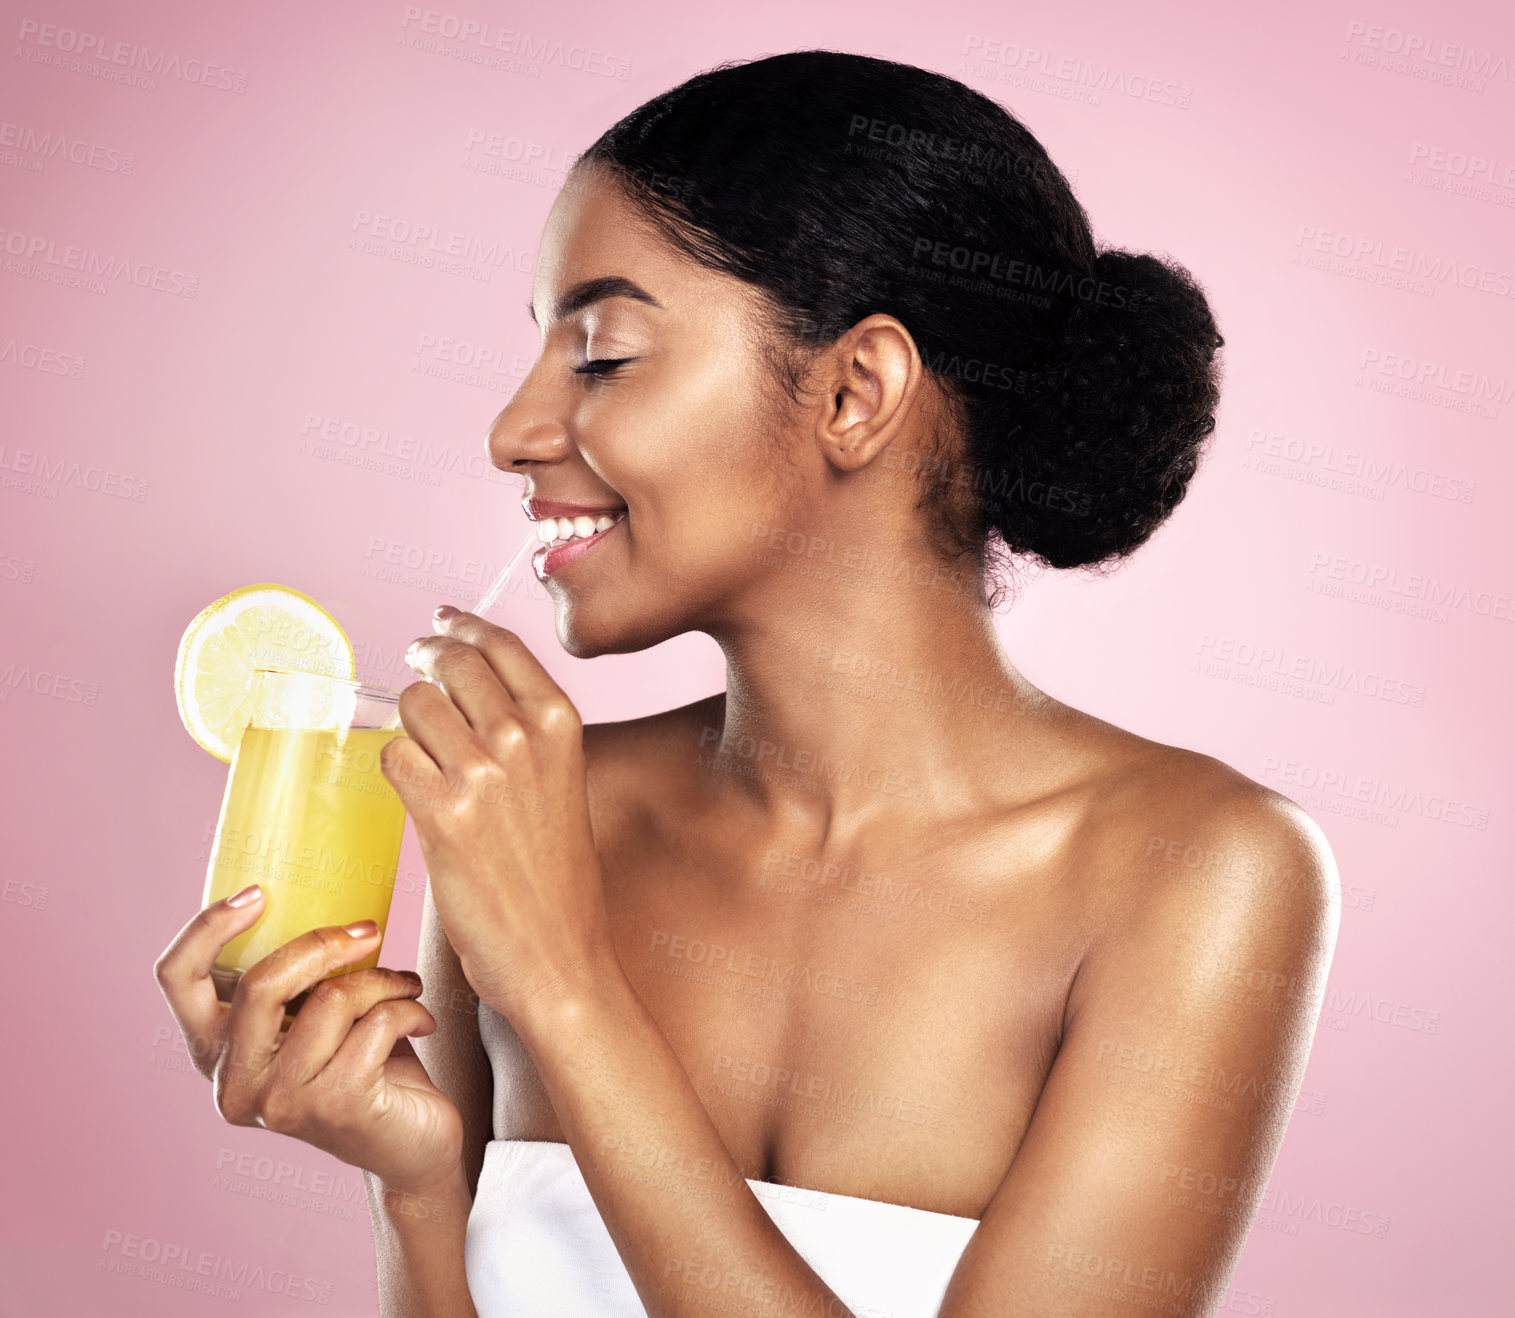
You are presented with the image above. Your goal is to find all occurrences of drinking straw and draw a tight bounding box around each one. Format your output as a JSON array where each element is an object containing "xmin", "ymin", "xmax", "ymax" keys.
[
  {"xmin": 470, "ymin": 529, "xmax": 541, "ymax": 620},
  {"xmin": 380, "ymin": 529, "xmax": 539, "ymax": 731}
]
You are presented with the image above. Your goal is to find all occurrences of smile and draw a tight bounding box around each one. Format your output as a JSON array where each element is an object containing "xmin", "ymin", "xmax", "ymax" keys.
[
  {"xmin": 529, "ymin": 510, "xmax": 626, "ymax": 579},
  {"xmin": 533, "ymin": 510, "xmax": 626, "ymax": 547}
]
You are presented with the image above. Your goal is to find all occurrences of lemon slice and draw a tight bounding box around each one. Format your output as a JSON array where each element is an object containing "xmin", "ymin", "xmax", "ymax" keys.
[{"xmin": 174, "ymin": 584, "xmax": 356, "ymax": 762}]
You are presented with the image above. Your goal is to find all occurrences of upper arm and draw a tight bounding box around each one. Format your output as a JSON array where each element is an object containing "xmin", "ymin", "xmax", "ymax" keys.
[
  {"xmin": 411, "ymin": 881, "xmax": 495, "ymax": 1200},
  {"xmin": 941, "ymin": 789, "xmax": 1340, "ymax": 1317}
]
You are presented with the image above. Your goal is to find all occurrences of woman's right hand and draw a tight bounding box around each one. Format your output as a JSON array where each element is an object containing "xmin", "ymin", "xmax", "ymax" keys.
[{"xmin": 152, "ymin": 883, "xmax": 465, "ymax": 1196}]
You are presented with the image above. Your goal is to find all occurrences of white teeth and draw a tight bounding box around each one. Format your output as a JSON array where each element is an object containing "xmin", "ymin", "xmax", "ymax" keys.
[{"xmin": 535, "ymin": 510, "xmax": 624, "ymax": 547}]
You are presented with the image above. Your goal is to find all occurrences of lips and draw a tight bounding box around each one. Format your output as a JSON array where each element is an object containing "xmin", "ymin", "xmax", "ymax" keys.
[
  {"xmin": 522, "ymin": 494, "xmax": 629, "ymax": 581},
  {"xmin": 523, "ymin": 497, "xmax": 627, "ymax": 521},
  {"xmin": 530, "ymin": 513, "xmax": 623, "ymax": 579}
]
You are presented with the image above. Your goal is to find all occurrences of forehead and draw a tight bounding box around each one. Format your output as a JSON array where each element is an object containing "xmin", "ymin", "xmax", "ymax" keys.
[{"xmin": 530, "ymin": 165, "xmax": 761, "ymax": 328}]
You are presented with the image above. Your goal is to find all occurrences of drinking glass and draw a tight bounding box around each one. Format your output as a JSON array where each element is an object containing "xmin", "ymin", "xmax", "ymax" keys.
[{"xmin": 201, "ymin": 666, "xmax": 409, "ymax": 1011}]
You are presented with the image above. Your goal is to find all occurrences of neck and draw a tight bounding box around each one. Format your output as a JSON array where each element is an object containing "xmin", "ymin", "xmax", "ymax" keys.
[{"xmin": 699, "ymin": 549, "xmax": 1047, "ymax": 849}]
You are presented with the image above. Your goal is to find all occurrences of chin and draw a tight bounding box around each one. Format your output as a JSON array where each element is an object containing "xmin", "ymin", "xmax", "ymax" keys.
[{"xmin": 555, "ymin": 599, "xmax": 682, "ymax": 659}]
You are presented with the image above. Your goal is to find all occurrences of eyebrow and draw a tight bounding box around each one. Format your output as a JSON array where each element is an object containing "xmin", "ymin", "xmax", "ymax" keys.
[{"xmin": 526, "ymin": 275, "xmax": 663, "ymax": 326}]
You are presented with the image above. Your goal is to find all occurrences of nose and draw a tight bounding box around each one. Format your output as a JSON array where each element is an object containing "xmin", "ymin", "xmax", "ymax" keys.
[{"xmin": 486, "ymin": 374, "xmax": 572, "ymax": 473}]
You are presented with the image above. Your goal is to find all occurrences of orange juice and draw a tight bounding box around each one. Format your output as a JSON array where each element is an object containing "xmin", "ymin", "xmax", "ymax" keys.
[{"xmin": 203, "ymin": 725, "xmax": 408, "ymax": 997}]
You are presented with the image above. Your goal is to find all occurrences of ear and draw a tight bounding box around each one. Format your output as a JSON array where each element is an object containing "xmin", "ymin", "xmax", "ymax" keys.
[{"xmin": 813, "ymin": 314, "xmax": 924, "ymax": 474}]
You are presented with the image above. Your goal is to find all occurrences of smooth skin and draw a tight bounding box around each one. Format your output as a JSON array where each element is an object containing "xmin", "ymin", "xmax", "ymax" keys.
[{"xmin": 155, "ymin": 163, "xmax": 1339, "ymax": 1318}]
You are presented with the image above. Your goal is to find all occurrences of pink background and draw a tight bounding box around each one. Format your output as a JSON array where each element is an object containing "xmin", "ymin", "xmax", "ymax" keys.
[{"xmin": 3, "ymin": 0, "xmax": 1511, "ymax": 1313}]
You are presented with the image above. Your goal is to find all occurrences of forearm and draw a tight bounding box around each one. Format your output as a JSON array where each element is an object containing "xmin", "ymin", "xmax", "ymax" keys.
[
  {"xmin": 364, "ymin": 1161, "xmax": 478, "ymax": 1318},
  {"xmin": 515, "ymin": 972, "xmax": 855, "ymax": 1318}
]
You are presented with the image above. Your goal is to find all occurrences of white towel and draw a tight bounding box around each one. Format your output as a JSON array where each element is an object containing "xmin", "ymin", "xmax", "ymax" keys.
[{"xmin": 465, "ymin": 1139, "xmax": 979, "ymax": 1317}]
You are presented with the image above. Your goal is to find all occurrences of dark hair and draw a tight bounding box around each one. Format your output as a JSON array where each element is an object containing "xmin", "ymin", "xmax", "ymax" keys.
[{"xmin": 574, "ymin": 50, "xmax": 1224, "ymax": 606}]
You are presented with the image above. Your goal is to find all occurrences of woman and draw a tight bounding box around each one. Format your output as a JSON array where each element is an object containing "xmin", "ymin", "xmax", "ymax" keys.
[{"xmin": 155, "ymin": 50, "xmax": 1338, "ymax": 1318}]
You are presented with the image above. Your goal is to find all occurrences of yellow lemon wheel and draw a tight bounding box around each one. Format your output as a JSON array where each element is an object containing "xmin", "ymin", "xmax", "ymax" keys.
[{"xmin": 174, "ymin": 584, "xmax": 355, "ymax": 762}]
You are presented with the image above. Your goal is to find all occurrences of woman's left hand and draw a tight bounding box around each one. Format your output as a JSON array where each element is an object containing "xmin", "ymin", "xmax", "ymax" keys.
[{"xmin": 381, "ymin": 606, "xmax": 615, "ymax": 1025}]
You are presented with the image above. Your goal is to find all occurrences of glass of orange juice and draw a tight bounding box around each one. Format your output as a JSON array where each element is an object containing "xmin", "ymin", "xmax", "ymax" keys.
[{"xmin": 202, "ymin": 666, "xmax": 409, "ymax": 1011}]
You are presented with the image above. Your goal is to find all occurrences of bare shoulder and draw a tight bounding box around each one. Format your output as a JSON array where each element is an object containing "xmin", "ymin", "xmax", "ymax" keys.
[
  {"xmin": 580, "ymin": 691, "xmax": 724, "ymax": 824},
  {"xmin": 1056, "ymin": 715, "xmax": 1341, "ymax": 962},
  {"xmin": 581, "ymin": 690, "xmax": 722, "ymax": 771},
  {"xmin": 941, "ymin": 723, "xmax": 1344, "ymax": 1311}
]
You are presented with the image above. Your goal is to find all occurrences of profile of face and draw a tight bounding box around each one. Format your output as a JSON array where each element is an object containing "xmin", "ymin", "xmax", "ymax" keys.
[{"xmin": 487, "ymin": 164, "xmax": 956, "ymax": 659}]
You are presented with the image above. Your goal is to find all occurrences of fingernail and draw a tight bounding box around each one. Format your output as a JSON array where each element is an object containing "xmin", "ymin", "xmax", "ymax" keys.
[
  {"xmin": 226, "ymin": 884, "xmax": 262, "ymax": 908},
  {"xmin": 343, "ymin": 920, "xmax": 379, "ymax": 938},
  {"xmin": 434, "ymin": 605, "xmax": 458, "ymax": 620}
]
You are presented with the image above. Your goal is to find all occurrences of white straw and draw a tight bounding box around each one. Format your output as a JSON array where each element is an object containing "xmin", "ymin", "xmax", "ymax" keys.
[
  {"xmin": 381, "ymin": 529, "xmax": 539, "ymax": 730},
  {"xmin": 471, "ymin": 529, "xmax": 540, "ymax": 619}
]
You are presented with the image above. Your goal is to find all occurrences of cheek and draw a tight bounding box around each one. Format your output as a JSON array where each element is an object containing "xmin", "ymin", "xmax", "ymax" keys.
[{"xmin": 616, "ymin": 351, "xmax": 789, "ymax": 531}]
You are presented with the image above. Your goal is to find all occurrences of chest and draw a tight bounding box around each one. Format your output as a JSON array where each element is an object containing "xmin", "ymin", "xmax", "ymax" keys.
[{"xmin": 482, "ymin": 804, "xmax": 1085, "ymax": 1218}]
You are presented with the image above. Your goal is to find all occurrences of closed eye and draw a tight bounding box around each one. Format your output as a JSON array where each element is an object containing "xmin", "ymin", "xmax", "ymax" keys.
[{"xmin": 572, "ymin": 357, "xmax": 636, "ymax": 379}]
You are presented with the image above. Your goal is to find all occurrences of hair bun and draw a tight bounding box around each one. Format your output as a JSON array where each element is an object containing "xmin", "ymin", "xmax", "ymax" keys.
[{"xmin": 976, "ymin": 248, "xmax": 1225, "ymax": 571}]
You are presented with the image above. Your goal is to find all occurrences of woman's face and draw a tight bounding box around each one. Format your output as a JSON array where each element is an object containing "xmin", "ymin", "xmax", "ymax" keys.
[{"xmin": 487, "ymin": 164, "xmax": 827, "ymax": 658}]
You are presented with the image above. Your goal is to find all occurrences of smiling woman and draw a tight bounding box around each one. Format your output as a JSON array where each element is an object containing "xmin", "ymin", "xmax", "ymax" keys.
[{"xmin": 154, "ymin": 47, "xmax": 1338, "ymax": 1318}]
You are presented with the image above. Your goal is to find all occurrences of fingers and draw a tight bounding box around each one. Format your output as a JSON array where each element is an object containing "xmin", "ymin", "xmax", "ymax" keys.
[
  {"xmin": 329, "ymin": 997, "xmax": 438, "ymax": 1083},
  {"xmin": 389, "ymin": 679, "xmax": 489, "ymax": 782},
  {"xmin": 214, "ymin": 923, "xmax": 384, "ymax": 1125},
  {"xmin": 381, "ymin": 687, "xmax": 493, "ymax": 818},
  {"xmin": 407, "ymin": 612, "xmax": 580, "ymax": 741},
  {"xmin": 153, "ymin": 884, "xmax": 267, "ymax": 1079},
  {"xmin": 433, "ymin": 611, "xmax": 573, "ymax": 713},
  {"xmin": 398, "ymin": 647, "xmax": 538, "ymax": 781},
  {"xmin": 271, "ymin": 967, "xmax": 425, "ymax": 1095},
  {"xmin": 411, "ymin": 634, "xmax": 519, "ymax": 742}
]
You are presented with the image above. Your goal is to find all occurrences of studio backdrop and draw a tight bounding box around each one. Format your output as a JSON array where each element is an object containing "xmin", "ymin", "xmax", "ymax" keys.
[{"xmin": 1, "ymin": 1, "xmax": 1510, "ymax": 1315}]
